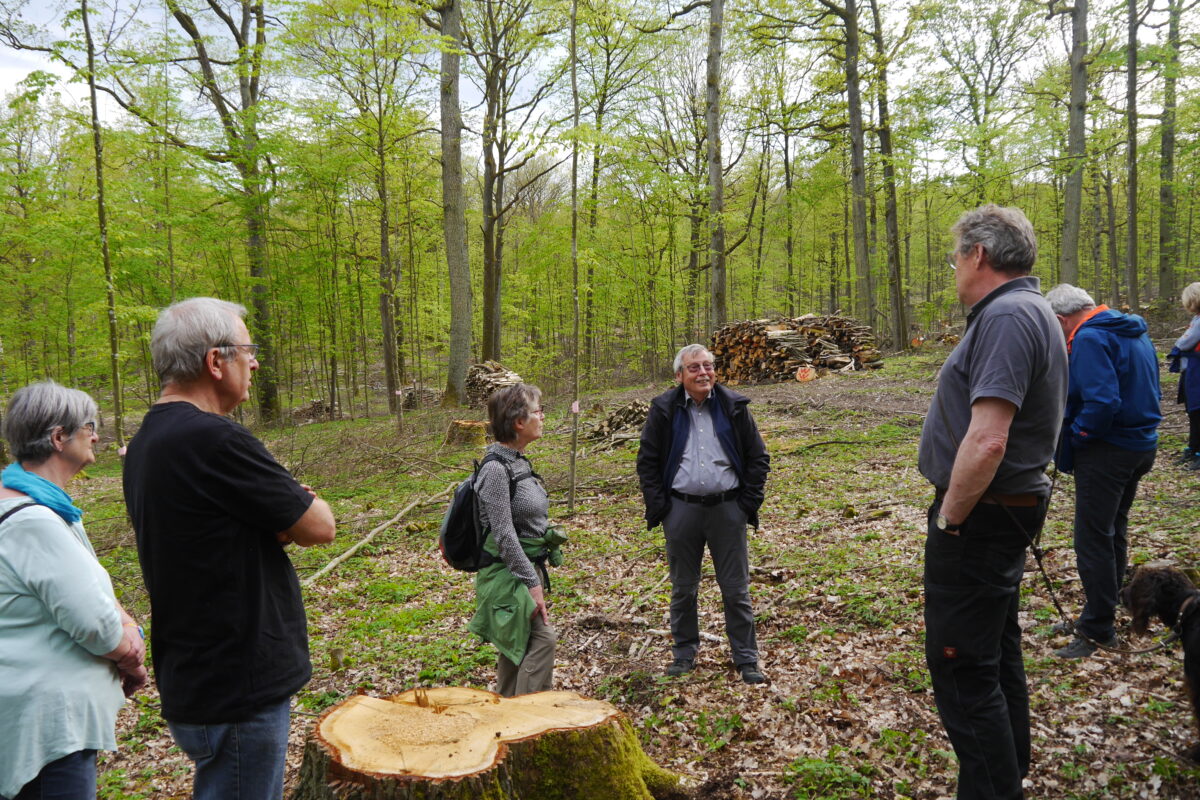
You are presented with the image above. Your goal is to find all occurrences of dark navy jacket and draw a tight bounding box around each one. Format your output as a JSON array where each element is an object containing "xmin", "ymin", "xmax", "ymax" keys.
[
  {"xmin": 636, "ymin": 383, "xmax": 770, "ymax": 530},
  {"xmin": 1058, "ymin": 308, "xmax": 1161, "ymax": 471}
]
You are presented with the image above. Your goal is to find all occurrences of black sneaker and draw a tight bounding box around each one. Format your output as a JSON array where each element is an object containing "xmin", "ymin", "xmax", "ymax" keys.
[
  {"xmin": 737, "ymin": 662, "xmax": 766, "ymax": 684},
  {"xmin": 665, "ymin": 658, "xmax": 694, "ymax": 677},
  {"xmin": 1054, "ymin": 634, "xmax": 1119, "ymax": 659}
]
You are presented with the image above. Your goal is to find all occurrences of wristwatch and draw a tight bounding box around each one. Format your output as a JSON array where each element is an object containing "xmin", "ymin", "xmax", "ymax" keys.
[{"xmin": 935, "ymin": 513, "xmax": 962, "ymax": 533}]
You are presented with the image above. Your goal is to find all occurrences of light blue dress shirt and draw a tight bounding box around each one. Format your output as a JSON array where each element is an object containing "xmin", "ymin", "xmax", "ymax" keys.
[{"xmin": 0, "ymin": 497, "xmax": 125, "ymax": 798}]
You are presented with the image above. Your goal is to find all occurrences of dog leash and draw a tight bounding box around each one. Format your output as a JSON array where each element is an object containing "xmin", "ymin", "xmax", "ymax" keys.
[{"xmin": 932, "ymin": 381, "xmax": 1180, "ymax": 657}]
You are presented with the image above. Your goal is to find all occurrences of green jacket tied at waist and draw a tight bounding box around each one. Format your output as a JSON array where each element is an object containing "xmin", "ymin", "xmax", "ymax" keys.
[{"xmin": 468, "ymin": 526, "xmax": 565, "ymax": 666}]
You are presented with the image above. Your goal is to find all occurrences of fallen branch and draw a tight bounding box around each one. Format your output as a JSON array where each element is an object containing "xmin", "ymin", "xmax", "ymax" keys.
[{"xmin": 302, "ymin": 484, "xmax": 455, "ymax": 587}]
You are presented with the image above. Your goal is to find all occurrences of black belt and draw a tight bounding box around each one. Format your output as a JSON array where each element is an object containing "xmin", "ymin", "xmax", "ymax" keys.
[
  {"xmin": 671, "ymin": 488, "xmax": 740, "ymax": 506},
  {"xmin": 934, "ymin": 487, "xmax": 1043, "ymax": 508}
]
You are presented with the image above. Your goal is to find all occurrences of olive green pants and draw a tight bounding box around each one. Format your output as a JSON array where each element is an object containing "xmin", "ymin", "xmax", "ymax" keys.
[{"xmin": 497, "ymin": 616, "xmax": 556, "ymax": 697}]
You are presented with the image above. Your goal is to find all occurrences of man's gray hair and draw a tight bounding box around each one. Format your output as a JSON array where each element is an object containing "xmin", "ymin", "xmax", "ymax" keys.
[
  {"xmin": 1045, "ymin": 284, "xmax": 1096, "ymax": 316},
  {"xmin": 2, "ymin": 380, "xmax": 98, "ymax": 464},
  {"xmin": 151, "ymin": 297, "xmax": 247, "ymax": 385},
  {"xmin": 487, "ymin": 383, "xmax": 542, "ymax": 444},
  {"xmin": 673, "ymin": 344, "xmax": 712, "ymax": 374},
  {"xmin": 951, "ymin": 204, "xmax": 1038, "ymax": 275}
]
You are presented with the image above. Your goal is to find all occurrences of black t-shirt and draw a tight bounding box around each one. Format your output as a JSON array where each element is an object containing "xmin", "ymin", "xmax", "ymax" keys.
[{"xmin": 122, "ymin": 402, "xmax": 314, "ymax": 723}]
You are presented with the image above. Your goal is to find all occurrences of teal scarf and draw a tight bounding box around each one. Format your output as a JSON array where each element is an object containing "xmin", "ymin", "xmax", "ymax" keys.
[{"xmin": 1, "ymin": 463, "xmax": 82, "ymax": 523}]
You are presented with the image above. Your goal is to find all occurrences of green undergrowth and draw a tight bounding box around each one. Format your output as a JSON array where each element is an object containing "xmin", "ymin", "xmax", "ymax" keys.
[{"xmin": 68, "ymin": 351, "xmax": 1200, "ymax": 798}]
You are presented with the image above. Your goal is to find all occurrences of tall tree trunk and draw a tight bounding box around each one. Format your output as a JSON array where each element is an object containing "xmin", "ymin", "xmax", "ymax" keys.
[
  {"xmin": 1157, "ymin": 0, "xmax": 1180, "ymax": 304},
  {"xmin": 706, "ymin": 0, "xmax": 727, "ymax": 328},
  {"xmin": 867, "ymin": 0, "xmax": 907, "ymax": 350},
  {"xmin": 1104, "ymin": 169, "xmax": 1121, "ymax": 304},
  {"xmin": 439, "ymin": 0, "xmax": 471, "ymax": 405},
  {"xmin": 1059, "ymin": 0, "xmax": 1088, "ymax": 285},
  {"xmin": 81, "ymin": 0, "xmax": 124, "ymax": 445},
  {"xmin": 1124, "ymin": 0, "xmax": 1140, "ymax": 311},
  {"xmin": 377, "ymin": 138, "xmax": 400, "ymax": 415},
  {"xmin": 783, "ymin": 130, "xmax": 795, "ymax": 317}
]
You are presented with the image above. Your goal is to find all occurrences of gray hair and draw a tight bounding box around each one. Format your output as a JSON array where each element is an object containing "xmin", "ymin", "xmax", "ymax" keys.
[
  {"xmin": 1045, "ymin": 284, "xmax": 1096, "ymax": 316},
  {"xmin": 487, "ymin": 383, "xmax": 542, "ymax": 444},
  {"xmin": 3, "ymin": 381, "xmax": 98, "ymax": 464},
  {"xmin": 151, "ymin": 297, "xmax": 247, "ymax": 385},
  {"xmin": 673, "ymin": 344, "xmax": 712, "ymax": 375},
  {"xmin": 951, "ymin": 204, "xmax": 1038, "ymax": 275},
  {"xmin": 1182, "ymin": 282, "xmax": 1200, "ymax": 315}
]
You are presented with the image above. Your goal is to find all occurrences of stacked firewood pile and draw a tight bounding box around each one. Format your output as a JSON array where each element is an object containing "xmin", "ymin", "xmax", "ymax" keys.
[
  {"xmin": 586, "ymin": 400, "xmax": 649, "ymax": 447},
  {"xmin": 466, "ymin": 361, "xmax": 523, "ymax": 406},
  {"xmin": 710, "ymin": 315, "xmax": 882, "ymax": 383},
  {"xmin": 402, "ymin": 386, "xmax": 441, "ymax": 409}
]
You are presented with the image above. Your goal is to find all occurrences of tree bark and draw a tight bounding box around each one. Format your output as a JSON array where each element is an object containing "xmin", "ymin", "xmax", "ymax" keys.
[
  {"xmin": 293, "ymin": 688, "xmax": 680, "ymax": 800},
  {"xmin": 1157, "ymin": 0, "xmax": 1182, "ymax": 304},
  {"xmin": 439, "ymin": 0, "xmax": 472, "ymax": 406},
  {"xmin": 1124, "ymin": 0, "xmax": 1139, "ymax": 311},
  {"xmin": 706, "ymin": 0, "xmax": 726, "ymax": 328},
  {"xmin": 1059, "ymin": 0, "xmax": 1088, "ymax": 286}
]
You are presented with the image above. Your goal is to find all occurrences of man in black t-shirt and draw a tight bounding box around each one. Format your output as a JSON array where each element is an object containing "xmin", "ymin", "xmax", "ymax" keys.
[{"xmin": 123, "ymin": 297, "xmax": 335, "ymax": 800}]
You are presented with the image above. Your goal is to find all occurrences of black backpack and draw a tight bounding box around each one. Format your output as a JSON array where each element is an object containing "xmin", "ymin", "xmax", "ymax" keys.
[{"xmin": 439, "ymin": 453, "xmax": 531, "ymax": 572}]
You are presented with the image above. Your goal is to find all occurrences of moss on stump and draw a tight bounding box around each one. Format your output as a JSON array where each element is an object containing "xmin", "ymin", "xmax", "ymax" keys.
[{"xmin": 293, "ymin": 687, "xmax": 680, "ymax": 800}]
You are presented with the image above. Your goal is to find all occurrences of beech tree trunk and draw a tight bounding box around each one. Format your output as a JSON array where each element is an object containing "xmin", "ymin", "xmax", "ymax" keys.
[
  {"xmin": 1059, "ymin": 0, "xmax": 1087, "ymax": 286},
  {"xmin": 293, "ymin": 688, "xmax": 679, "ymax": 800}
]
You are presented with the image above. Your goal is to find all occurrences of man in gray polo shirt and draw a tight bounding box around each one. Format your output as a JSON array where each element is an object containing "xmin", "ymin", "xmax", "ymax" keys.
[
  {"xmin": 637, "ymin": 344, "xmax": 771, "ymax": 684},
  {"xmin": 919, "ymin": 205, "xmax": 1067, "ymax": 799}
]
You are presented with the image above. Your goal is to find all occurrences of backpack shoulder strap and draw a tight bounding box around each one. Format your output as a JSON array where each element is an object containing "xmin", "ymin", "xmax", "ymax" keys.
[
  {"xmin": 0, "ymin": 501, "xmax": 39, "ymax": 528},
  {"xmin": 478, "ymin": 452, "xmax": 522, "ymax": 498}
]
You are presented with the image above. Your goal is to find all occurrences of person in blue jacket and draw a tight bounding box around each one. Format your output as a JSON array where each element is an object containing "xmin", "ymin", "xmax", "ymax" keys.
[
  {"xmin": 1045, "ymin": 284, "xmax": 1161, "ymax": 659},
  {"xmin": 1167, "ymin": 281, "xmax": 1200, "ymax": 470}
]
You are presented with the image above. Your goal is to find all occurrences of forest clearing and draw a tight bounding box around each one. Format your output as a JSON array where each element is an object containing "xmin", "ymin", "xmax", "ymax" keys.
[{"xmin": 72, "ymin": 346, "xmax": 1200, "ymax": 799}]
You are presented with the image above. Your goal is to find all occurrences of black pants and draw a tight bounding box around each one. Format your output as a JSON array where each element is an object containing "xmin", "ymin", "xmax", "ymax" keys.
[
  {"xmin": 1183, "ymin": 380, "xmax": 1200, "ymax": 451},
  {"xmin": 1072, "ymin": 441, "xmax": 1155, "ymax": 641},
  {"xmin": 924, "ymin": 498, "xmax": 1047, "ymax": 800},
  {"xmin": 663, "ymin": 497, "xmax": 757, "ymax": 665}
]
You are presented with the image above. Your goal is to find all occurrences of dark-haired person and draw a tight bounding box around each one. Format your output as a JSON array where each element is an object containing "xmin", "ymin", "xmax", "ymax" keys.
[
  {"xmin": 0, "ymin": 381, "xmax": 147, "ymax": 800},
  {"xmin": 637, "ymin": 344, "xmax": 771, "ymax": 685},
  {"xmin": 919, "ymin": 205, "xmax": 1067, "ymax": 799},
  {"xmin": 468, "ymin": 383, "xmax": 561, "ymax": 696},
  {"xmin": 123, "ymin": 297, "xmax": 336, "ymax": 800},
  {"xmin": 1045, "ymin": 283, "xmax": 1160, "ymax": 660}
]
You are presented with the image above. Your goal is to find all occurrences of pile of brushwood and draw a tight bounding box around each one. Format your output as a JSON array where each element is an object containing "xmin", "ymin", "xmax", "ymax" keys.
[
  {"xmin": 466, "ymin": 361, "xmax": 523, "ymax": 406},
  {"xmin": 711, "ymin": 315, "xmax": 882, "ymax": 383}
]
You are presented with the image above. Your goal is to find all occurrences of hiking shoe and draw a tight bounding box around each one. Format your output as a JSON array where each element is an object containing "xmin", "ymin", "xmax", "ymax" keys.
[
  {"xmin": 1050, "ymin": 619, "xmax": 1076, "ymax": 636},
  {"xmin": 1178, "ymin": 447, "xmax": 1196, "ymax": 464},
  {"xmin": 665, "ymin": 658, "xmax": 694, "ymax": 677},
  {"xmin": 1187, "ymin": 455, "xmax": 1200, "ymax": 471},
  {"xmin": 1054, "ymin": 634, "xmax": 1118, "ymax": 659},
  {"xmin": 737, "ymin": 662, "xmax": 766, "ymax": 684}
]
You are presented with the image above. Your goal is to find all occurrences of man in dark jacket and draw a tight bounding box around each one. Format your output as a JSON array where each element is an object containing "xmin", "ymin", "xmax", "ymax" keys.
[
  {"xmin": 1045, "ymin": 283, "xmax": 1161, "ymax": 659},
  {"xmin": 637, "ymin": 344, "xmax": 770, "ymax": 684}
]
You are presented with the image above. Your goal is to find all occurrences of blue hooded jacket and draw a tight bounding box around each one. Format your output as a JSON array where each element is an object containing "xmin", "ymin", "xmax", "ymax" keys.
[{"xmin": 1061, "ymin": 308, "xmax": 1161, "ymax": 467}]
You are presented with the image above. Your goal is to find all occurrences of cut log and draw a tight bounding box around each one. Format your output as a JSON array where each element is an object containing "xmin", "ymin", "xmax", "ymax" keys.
[
  {"xmin": 293, "ymin": 687, "xmax": 680, "ymax": 800},
  {"xmin": 446, "ymin": 419, "xmax": 487, "ymax": 446},
  {"xmin": 466, "ymin": 361, "xmax": 523, "ymax": 407},
  {"xmin": 709, "ymin": 315, "xmax": 883, "ymax": 384}
]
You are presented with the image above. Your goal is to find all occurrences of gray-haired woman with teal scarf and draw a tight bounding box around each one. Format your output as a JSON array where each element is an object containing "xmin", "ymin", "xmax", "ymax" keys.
[{"xmin": 0, "ymin": 381, "xmax": 147, "ymax": 800}]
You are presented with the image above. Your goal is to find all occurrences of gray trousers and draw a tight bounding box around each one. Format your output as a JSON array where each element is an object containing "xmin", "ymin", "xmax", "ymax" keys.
[
  {"xmin": 497, "ymin": 616, "xmax": 556, "ymax": 697},
  {"xmin": 663, "ymin": 498, "xmax": 758, "ymax": 665}
]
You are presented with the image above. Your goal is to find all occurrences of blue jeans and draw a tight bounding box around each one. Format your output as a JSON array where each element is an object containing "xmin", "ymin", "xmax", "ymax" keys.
[
  {"xmin": 167, "ymin": 698, "xmax": 291, "ymax": 800},
  {"xmin": 4, "ymin": 750, "xmax": 97, "ymax": 800}
]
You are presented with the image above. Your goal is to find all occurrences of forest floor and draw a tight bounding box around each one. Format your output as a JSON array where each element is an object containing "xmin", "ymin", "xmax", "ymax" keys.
[{"xmin": 77, "ymin": 345, "xmax": 1200, "ymax": 799}]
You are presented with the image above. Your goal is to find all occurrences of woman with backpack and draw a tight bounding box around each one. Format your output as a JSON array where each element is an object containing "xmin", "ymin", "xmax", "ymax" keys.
[
  {"xmin": 467, "ymin": 382, "xmax": 562, "ymax": 697},
  {"xmin": 0, "ymin": 381, "xmax": 148, "ymax": 800}
]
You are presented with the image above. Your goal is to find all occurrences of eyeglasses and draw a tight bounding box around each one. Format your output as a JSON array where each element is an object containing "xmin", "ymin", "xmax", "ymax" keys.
[
  {"xmin": 529, "ymin": 407, "xmax": 546, "ymax": 416},
  {"xmin": 218, "ymin": 343, "xmax": 260, "ymax": 357},
  {"xmin": 82, "ymin": 421, "xmax": 96, "ymax": 434},
  {"xmin": 946, "ymin": 251, "xmax": 958, "ymax": 271},
  {"xmin": 684, "ymin": 362, "xmax": 715, "ymax": 374}
]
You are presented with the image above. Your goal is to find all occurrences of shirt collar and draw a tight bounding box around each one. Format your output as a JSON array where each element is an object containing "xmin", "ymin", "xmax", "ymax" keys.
[{"xmin": 966, "ymin": 275, "xmax": 1042, "ymax": 328}]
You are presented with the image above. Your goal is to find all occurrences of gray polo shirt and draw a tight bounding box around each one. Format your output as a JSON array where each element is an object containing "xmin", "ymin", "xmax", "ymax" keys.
[
  {"xmin": 672, "ymin": 396, "xmax": 740, "ymax": 495},
  {"xmin": 918, "ymin": 276, "xmax": 1067, "ymax": 496}
]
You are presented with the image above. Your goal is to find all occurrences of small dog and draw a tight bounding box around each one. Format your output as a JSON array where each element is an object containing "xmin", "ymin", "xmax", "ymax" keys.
[{"xmin": 1121, "ymin": 566, "xmax": 1200, "ymax": 762}]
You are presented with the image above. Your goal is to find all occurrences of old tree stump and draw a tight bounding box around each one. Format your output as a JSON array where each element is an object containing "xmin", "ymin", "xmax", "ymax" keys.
[{"xmin": 293, "ymin": 687, "xmax": 680, "ymax": 800}]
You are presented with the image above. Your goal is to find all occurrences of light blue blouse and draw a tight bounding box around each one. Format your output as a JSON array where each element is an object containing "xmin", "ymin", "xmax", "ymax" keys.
[{"xmin": 0, "ymin": 497, "xmax": 125, "ymax": 798}]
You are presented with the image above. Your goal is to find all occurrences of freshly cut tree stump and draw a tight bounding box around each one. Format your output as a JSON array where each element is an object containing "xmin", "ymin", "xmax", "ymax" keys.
[{"xmin": 294, "ymin": 687, "xmax": 680, "ymax": 800}]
